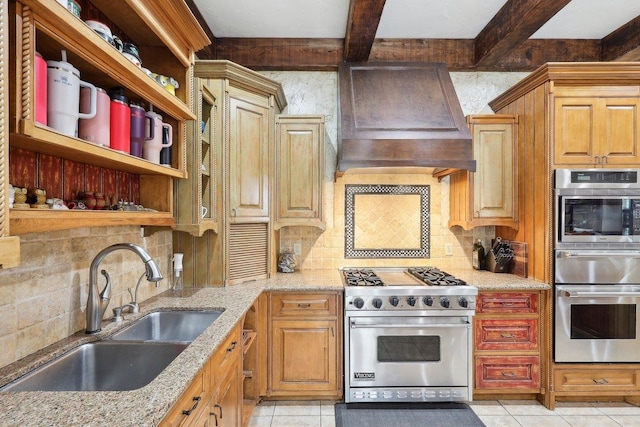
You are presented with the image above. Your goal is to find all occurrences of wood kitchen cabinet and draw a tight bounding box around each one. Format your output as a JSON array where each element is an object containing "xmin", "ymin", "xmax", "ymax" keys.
[
  {"xmin": 274, "ymin": 115, "xmax": 326, "ymax": 230},
  {"xmin": 554, "ymin": 91, "xmax": 640, "ymax": 166},
  {"xmin": 473, "ymin": 291, "xmax": 543, "ymax": 396},
  {"xmin": 160, "ymin": 321, "xmax": 242, "ymax": 427},
  {"xmin": 6, "ymin": 0, "xmax": 209, "ymax": 237},
  {"xmin": 175, "ymin": 78, "xmax": 221, "ymax": 236},
  {"xmin": 267, "ymin": 291, "xmax": 343, "ymax": 399},
  {"xmin": 173, "ymin": 61, "xmax": 286, "ymax": 285},
  {"xmin": 0, "ymin": 0, "xmax": 19, "ymax": 268},
  {"xmin": 489, "ymin": 63, "xmax": 640, "ymax": 408},
  {"xmin": 449, "ymin": 115, "xmax": 518, "ymax": 230}
]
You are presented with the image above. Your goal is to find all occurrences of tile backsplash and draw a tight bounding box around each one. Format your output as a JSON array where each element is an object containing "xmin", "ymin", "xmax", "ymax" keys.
[
  {"xmin": 0, "ymin": 227, "xmax": 172, "ymax": 368},
  {"xmin": 280, "ymin": 173, "xmax": 494, "ymax": 270}
]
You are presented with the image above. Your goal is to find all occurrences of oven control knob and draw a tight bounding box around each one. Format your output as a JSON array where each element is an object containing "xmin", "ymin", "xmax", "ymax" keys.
[
  {"xmin": 440, "ymin": 297, "xmax": 450, "ymax": 308},
  {"xmin": 389, "ymin": 296, "xmax": 400, "ymax": 306},
  {"xmin": 372, "ymin": 298, "xmax": 383, "ymax": 309},
  {"xmin": 423, "ymin": 296, "xmax": 433, "ymax": 306},
  {"xmin": 353, "ymin": 298, "xmax": 365, "ymax": 309},
  {"xmin": 406, "ymin": 296, "xmax": 417, "ymax": 306},
  {"xmin": 458, "ymin": 297, "xmax": 469, "ymax": 308}
]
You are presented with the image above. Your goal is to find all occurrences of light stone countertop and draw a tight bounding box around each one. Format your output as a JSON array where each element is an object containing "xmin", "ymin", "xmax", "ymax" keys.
[{"xmin": 0, "ymin": 268, "xmax": 546, "ymax": 427}]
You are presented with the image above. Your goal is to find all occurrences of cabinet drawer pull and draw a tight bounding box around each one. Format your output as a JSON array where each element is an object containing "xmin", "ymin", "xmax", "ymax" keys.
[
  {"xmin": 227, "ymin": 341, "xmax": 237, "ymax": 352},
  {"xmin": 214, "ymin": 403, "xmax": 223, "ymax": 419},
  {"xmin": 593, "ymin": 378, "xmax": 609, "ymax": 385},
  {"xmin": 501, "ymin": 371, "xmax": 516, "ymax": 377},
  {"xmin": 500, "ymin": 302, "xmax": 515, "ymax": 306},
  {"xmin": 182, "ymin": 396, "xmax": 201, "ymax": 416},
  {"xmin": 500, "ymin": 333, "xmax": 515, "ymax": 338},
  {"xmin": 210, "ymin": 412, "xmax": 218, "ymax": 426},
  {"xmin": 298, "ymin": 303, "xmax": 311, "ymax": 309}
]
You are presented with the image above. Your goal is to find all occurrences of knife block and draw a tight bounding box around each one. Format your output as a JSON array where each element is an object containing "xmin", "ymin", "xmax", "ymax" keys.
[{"xmin": 485, "ymin": 251, "xmax": 509, "ymax": 273}]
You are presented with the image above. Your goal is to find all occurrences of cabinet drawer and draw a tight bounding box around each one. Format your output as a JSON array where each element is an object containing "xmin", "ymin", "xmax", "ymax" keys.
[
  {"xmin": 475, "ymin": 356, "xmax": 540, "ymax": 390},
  {"xmin": 475, "ymin": 318, "xmax": 538, "ymax": 351},
  {"xmin": 476, "ymin": 292, "xmax": 538, "ymax": 314},
  {"xmin": 270, "ymin": 292, "xmax": 338, "ymax": 317},
  {"xmin": 160, "ymin": 371, "xmax": 205, "ymax": 427},
  {"xmin": 211, "ymin": 323, "xmax": 242, "ymax": 383},
  {"xmin": 554, "ymin": 368, "xmax": 640, "ymax": 392}
]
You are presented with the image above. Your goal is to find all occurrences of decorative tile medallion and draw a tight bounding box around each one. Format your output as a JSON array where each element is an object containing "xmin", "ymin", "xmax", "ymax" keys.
[{"xmin": 345, "ymin": 184, "xmax": 430, "ymax": 258}]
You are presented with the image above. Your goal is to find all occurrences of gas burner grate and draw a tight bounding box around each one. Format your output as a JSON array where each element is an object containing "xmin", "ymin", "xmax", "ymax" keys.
[
  {"xmin": 408, "ymin": 267, "xmax": 466, "ymax": 287},
  {"xmin": 343, "ymin": 269, "xmax": 384, "ymax": 286}
]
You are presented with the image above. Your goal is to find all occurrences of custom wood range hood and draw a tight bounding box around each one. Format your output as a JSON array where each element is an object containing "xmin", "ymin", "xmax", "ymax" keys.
[{"xmin": 338, "ymin": 62, "xmax": 475, "ymax": 174}]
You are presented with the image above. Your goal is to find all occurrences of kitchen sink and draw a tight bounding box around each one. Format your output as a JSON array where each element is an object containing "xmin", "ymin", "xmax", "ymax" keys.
[
  {"xmin": 108, "ymin": 309, "xmax": 224, "ymax": 342},
  {"xmin": 0, "ymin": 341, "xmax": 188, "ymax": 392}
]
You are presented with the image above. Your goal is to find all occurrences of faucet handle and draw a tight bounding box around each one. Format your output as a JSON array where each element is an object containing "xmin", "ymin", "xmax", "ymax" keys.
[{"xmin": 112, "ymin": 307, "xmax": 124, "ymax": 322}]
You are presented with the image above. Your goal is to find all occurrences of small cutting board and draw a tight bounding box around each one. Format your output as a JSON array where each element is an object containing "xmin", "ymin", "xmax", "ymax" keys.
[{"xmin": 508, "ymin": 241, "xmax": 528, "ymax": 278}]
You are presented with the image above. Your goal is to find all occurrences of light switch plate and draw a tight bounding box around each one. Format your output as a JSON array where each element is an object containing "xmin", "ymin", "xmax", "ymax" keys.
[
  {"xmin": 293, "ymin": 242, "xmax": 302, "ymax": 255},
  {"xmin": 445, "ymin": 243, "xmax": 453, "ymax": 256}
]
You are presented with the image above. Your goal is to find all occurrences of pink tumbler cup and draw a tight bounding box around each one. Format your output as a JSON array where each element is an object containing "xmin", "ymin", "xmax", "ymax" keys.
[
  {"xmin": 35, "ymin": 52, "xmax": 47, "ymax": 125},
  {"xmin": 79, "ymin": 87, "xmax": 110, "ymax": 146}
]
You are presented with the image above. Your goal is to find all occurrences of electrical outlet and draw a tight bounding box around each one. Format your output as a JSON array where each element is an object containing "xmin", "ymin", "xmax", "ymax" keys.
[
  {"xmin": 293, "ymin": 242, "xmax": 302, "ymax": 256},
  {"xmin": 445, "ymin": 243, "xmax": 453, "ymax": 256}
]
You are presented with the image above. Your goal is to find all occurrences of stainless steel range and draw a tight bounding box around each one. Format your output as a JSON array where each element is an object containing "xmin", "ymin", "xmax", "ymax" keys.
[{"xmin": 342, "ymin": 267, "xmax": 478, "ymax": 403}]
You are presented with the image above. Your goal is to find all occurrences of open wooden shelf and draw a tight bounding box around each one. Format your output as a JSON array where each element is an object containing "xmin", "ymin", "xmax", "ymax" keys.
[{"xmin": 10, "ymin": 209, "xmax": 175, "ymax": 235}]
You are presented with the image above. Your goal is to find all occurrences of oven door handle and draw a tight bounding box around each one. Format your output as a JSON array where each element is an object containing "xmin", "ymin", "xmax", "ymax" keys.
[
  {"xmin": 558, "ymin": 251, "xmax": 640, "ymax": 258},
  {"xmin": 350, "ymin": 320, "xmax": 469, "ymax": 329},
  {"xmin": 562, "ymin": 290, "xmax": 640, "ymax": 298}
]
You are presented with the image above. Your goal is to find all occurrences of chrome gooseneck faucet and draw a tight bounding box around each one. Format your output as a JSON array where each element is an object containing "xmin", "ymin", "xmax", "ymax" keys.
[{"xmin": 85, "ymin": 243, "xmax": 163, "ymax": 334}]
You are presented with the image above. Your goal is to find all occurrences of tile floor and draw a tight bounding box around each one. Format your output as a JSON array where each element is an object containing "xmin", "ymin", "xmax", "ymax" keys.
[{"xmin": 247, "ymin": 399, "xmax": 640, "ymax": 427}]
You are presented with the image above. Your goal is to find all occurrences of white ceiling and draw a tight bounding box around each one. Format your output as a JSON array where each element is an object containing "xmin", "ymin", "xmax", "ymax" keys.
[{"xmin": 193, "ymin": 0, "xmax": 640, "ymax": 40}]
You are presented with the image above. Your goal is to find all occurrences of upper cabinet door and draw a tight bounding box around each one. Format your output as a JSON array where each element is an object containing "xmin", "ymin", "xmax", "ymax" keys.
[
  {"xmin": 274, "ymin": 115, "xmax": 325, "ymax": 230},
  {"xmin": 228, "ymin": 89, "xmax": 270, "ymax": 221},
  {"xmin": 554, "ymin": 94, "xmax": 640, "ymax": 167},
  {"xmin": 448, "ymin": 115, "xmax": 518, "ymax": 230}
]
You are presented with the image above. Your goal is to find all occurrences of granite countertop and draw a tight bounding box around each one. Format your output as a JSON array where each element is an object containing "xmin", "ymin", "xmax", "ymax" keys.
[{"xmin": 0, "ymin": 268, "xmax": 545, "ymax": 426}]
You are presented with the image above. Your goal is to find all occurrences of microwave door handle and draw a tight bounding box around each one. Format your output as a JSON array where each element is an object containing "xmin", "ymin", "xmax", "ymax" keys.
[{"xmin": 563, "ymin": 290, "xmax": 640, "ymax": 298}]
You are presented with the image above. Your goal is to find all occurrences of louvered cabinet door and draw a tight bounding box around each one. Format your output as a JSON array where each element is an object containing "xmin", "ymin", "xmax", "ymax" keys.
[{"xmin": 227, "ymin": 223, "xmax": 268, "ymax": 285}]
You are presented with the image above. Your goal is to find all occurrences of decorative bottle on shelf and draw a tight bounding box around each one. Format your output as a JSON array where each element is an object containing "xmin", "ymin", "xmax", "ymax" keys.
[{"xmin": 472, "ymin": 239, "xmax": 486, "ymax": 270}]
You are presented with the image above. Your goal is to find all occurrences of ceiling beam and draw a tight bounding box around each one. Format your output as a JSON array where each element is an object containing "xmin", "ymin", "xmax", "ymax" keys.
[
  {"xmin": 602, "ymin": 15, "xmax": 640, "ymax": 61},
  {"xmin": 343, "ymin": 0, "xmax": 387, "ymax": 62},
  {"xmin": 212, "ymin": 38, "xmax": 601, "ymax": 71},
  {"xmin": 474, "ymin": 0, "xmax": 571, "ymax": 67}
]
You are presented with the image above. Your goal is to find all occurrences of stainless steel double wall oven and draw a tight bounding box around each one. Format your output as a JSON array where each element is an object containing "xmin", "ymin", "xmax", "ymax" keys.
[{"xmin": 554, "ymin": 169, "xmax": 640, "ymax": 363}]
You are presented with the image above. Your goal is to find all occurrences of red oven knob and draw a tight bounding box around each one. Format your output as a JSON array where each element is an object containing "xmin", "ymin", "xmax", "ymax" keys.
[
  {"xmin": 353, "ymin": 298, "xmax": 365, "ymax": 309},
  {"xmin": 372, "ymin": 298, "xmax": 383, "ymax": 309}
]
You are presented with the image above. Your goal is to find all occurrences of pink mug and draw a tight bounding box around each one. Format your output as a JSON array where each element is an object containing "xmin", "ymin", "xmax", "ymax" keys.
[{"xmin": 143, "ymin": 110, "xmax": 172, "ymax": 164}]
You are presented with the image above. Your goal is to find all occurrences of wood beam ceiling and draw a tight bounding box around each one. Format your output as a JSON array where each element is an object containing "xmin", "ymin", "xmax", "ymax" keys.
[
  {"xmin": 602, "ymin": 16, "xmax": 640, "ymax": 62},
  {"xmin": 474, "ymin": 0, "xmax": 572, "ymax": 67},
  {"xmin": 343, "ymin": 0, "xmax": 386, "ymax": 62},
  {"xmin": 189, "ymin": 1, "xmax": 640, "ymax": 71}
]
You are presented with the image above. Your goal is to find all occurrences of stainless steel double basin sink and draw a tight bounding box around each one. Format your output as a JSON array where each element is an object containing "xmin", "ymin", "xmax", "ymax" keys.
[{"xmin": 1, "ymin": 309, "xmax": 224, "ymax": 392}]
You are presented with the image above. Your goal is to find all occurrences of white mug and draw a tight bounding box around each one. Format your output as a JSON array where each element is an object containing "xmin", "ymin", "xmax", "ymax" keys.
[
  {"xmin": 201, "ymin": 206, "xmax": 208, "ymax": 218},
  {"xmin": 47, "ymin": 57, "xmax": 97, "ymax": 137}
]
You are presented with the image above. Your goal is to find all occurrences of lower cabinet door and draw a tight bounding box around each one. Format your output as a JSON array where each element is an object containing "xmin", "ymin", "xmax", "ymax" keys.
[
  {"xmin": 212, "ymin": 357, "xmax": 242, "ymax": 427},
  {"xmin": 475, "ymin": 355, "xmax": 540, "ymax": 390},
  {"xmin": 270, "ymin": 319, "xmax": 338, "ymax": 393}
]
